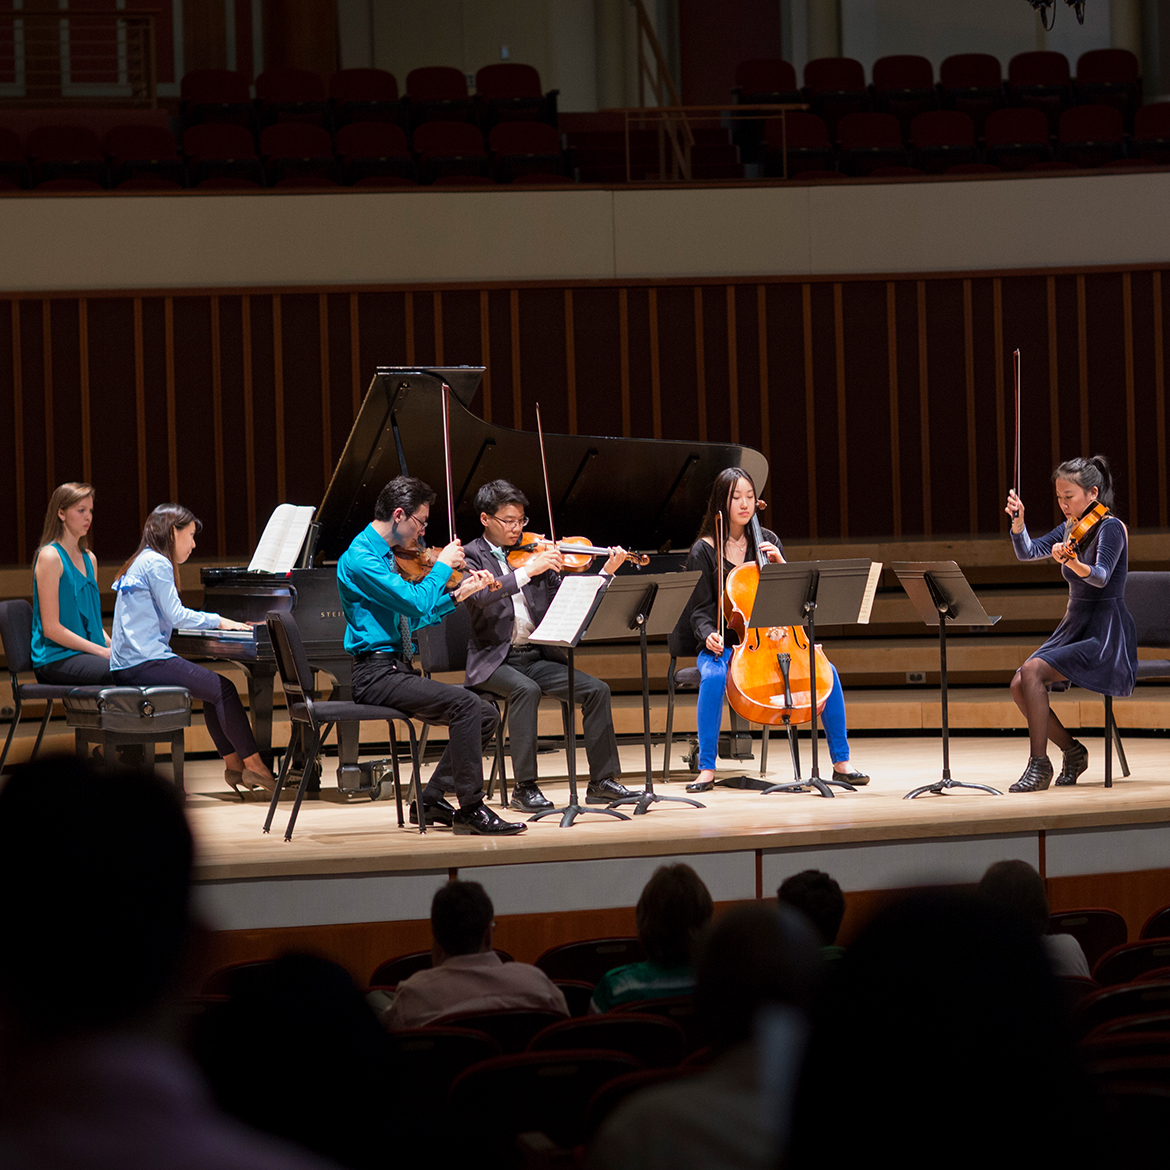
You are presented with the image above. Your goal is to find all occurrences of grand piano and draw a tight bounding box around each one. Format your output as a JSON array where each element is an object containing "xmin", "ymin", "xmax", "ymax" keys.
[{"xmin": 174, "ymin": 366, "xmax": 769, "ymax": 783}]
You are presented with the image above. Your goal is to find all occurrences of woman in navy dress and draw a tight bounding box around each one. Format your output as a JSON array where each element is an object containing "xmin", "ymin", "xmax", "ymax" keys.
[{"xmin": 1006, "ymin": 455, "xmax": 1137, "ymax": 792}]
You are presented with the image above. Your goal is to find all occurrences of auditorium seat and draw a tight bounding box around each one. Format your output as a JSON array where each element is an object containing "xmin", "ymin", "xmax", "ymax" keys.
[
  {"xmin": 385, "ymin": 1026, "xmax": 500, "ymax": 1100},
  {"xmin": 195, "ymin": 176, "xmax": 262, "ymax": 190},
  {"xmin": 1130, "ymin": 103, "xmax": 1170, "ymax": 165},
  {"xmin": 1141, "ymin": 905, "xmax": 1170, "ymax": 940},
  {"xmin": 612, "ymin": 995, "xmax": 699, "ymax": 1048},
  {"xmin": 528, "ymin": 1013, "xmax": 688, "ymax": 1068},
  {"xmin": 733, "ymin": 58, "xmax": 800, "ymax": 105},
  {"xmin": 871, "ymin": 54, "xmax": 937, "ymax": 134},
  {"xmin": 762, "ymin": 111, "xmax": 835, "ymax": 177},
  {"xmin": 476, "ymin": 62, "xmax": 553, "ymax": 130},
  {"xmin": 184, "ymin": 123, "xmax": 263, "ymax": 185},
  {"xmin": 0, "ymin": 126, "xmax": 29, "ymax": 188},
  {"xmin": 329, "ymin": 67, "xmax": 401, "ymax": 128},
  {"xmin": 510, "ymin": 171, "xmax": 573, "ymax": 184},
  {"xmin": 115, "ymin": 176, "xmax": 183, "ymax": 191},
  {"xmin": 180, "ymin": 69, "xmax": 252, "ymax": 130},
  {"xmin": 868, "ymin": 165, "xmax": 924, "ymax": 177},
  {"xmin": 945, "ymin": 162, "xmax": 1001, "ymax": 175},
  {"xmin": 1095, "ymin": 941, "xmax": 1170, "ymax": 987},
  {"xmin": 368, "ymin": 949, "xmax": 512, "ymax": 988},
  {"xmin": 0, "ymin": 176, "xmax": 19, "ymax": 191},
  {"xmin": 1058, "ymin": 105, "xmax": 1125, "ymax": 168},
  {"xmin": 535, "ymin": 938, "xmax": 645, "ymax": 984},
  {"xmin": 104, "ymin": 124, "xmax": 184, "ymax": 186},
  {"xmin": 803, "ymin": 56, "xmax": 871, "ymax": 137},
  {"xmin": 255, "ymin": 67, "xmax": 329, "ymax": 128},
  {"xmin": 28, "ymin": 125, "xmax": 106, "ymax": 185},
  {"xmin": 582, "ymin": 1067, "xmax": 695, "ymax": 1143},
  {"xmin": 983, "ymin": 107, "xmax": 1053, "ymax": 171},
  {"xmin": 488, "ymin": 120, "xmax": 563, "ymax": 181},
  {"xmin": 413, "ymin": 120, "xmax": 489, "ymax": 183},
  {"xmin": 836, "ymin": 112, "xmax": 907, "ymax": 176},
  {"xmin": 406, "ymin": 65, "xmax": 474, "ymax": 129},
  {"xmin": 909, "ymin": 110, "xmax": 978, "ymax": 173},
  {"xmin": 259, "ymin": 123, "xmax": 337, "ymax": 184},
  {"xmin": 1076, "ymin": 48, "xmax": 1141, "ymax": 130},
  {"xmin": 352, "ymin": 173, "xmax": 417, "ymax": 188},
  {"xmin": 1007, "ymin": 50, "xmax": 1072, "ymax": 134},
  {"xmin": 1050, "ymin": 909, "xmax": 1128, "ymax": 970},
  {"xmin": 939, "ymin": 52, "xmax": 1004, "ymax": 136},
  {"xmin": 429, "ymin": 172, "xmax": 497, "ymax": 186},
  {"xmin": 273, "ymin": 175, "xmax": 340, "ymax": 189},
  {"xmin": 436, "ymin": 1008, "xmax": 567, "ymax": 1054},
  {"xmin": 335, "ymin": 121, "xmax": 414, "ymax": 183}
]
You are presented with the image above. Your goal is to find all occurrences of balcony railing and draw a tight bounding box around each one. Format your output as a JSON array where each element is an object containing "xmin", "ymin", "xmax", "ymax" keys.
[{"xmin": 0, "ymin": 9, "xmax": 156, "ymax": 107}]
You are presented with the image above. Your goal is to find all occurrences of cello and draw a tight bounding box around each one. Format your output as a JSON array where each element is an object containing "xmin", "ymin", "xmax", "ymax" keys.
[{"xmin": 723, "ymin": 506, "xmax": 834, "ymax": 726}]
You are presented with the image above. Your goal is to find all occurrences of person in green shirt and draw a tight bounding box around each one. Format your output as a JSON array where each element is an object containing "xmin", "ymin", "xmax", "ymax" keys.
[
  {"xmin": 777, "ymin": 869, "xmax": 846, "ymax": 963},
  {"xmin": 591, "ymin": 863, "xmax": 714, "ymax": 1012}
]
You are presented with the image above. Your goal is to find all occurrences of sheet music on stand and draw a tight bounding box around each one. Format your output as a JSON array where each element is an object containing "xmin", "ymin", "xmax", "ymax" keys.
[{"xmin": 528, "ymin": 575, "xmax": 610, "ymax": 648}]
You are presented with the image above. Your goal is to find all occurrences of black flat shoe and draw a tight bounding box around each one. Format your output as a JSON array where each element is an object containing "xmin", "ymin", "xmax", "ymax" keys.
[
  {"xmin": 1009, "ymin": 756, "xmax": 1054, "ymax": 793},
  {"xmin": 685, "ymin": 779, "xmax": 714, "ymax": 793},
  {"xmin": 1055, "ymin": 740, "xmax": 1088, "ymax": 786},
  {"xmin": 586, "ymin": 778, "xmax": 637, "ymax": 804},
  {"xmin": 409, "ymin": 794, "xmax": 456, "ymax": 826},
  {"xmin": 510, "ymin": 783, "xmax": 553, "ymax": 812},
  {"xmin": 453, "ymin": 801, "xmax": 527, "ymax": 835},
  {"xmin": 833, "ymin": 770, "xmax": 869, "ymax": 786}
]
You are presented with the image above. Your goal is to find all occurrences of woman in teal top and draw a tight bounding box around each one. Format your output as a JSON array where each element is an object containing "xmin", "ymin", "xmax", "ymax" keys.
[{"xmin": 32, "ymin": 483, "xmax": 113, "ymax": 686}]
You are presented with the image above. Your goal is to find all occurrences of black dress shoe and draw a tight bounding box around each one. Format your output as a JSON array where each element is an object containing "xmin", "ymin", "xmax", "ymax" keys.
[
  {"xmin": 510, "ymin": 782, "xmax": 553, "ymax": 812},
  {"xmin": 685, "ymin": 779, "xmax": 714, "ymax": 793},
  {"xmin": 453, "ymin": 801, "xmax": 527, "ymax": 835},
  {"xmin": 1009, "ymin": 756, "xmax": 1054, "ymax": 793},
  {"xmin": 586, "ymin": 777, "xmax": 637, "ymax": 804},
  {"xmin": 832, "ymin": 770, "xmax": 869, "ymax": 786},
  {"xmin": 1055, "ymin": 740, "xmax": 1088, "ymax": 786},
  {"xmin": 409, "ymin": 794, "xmax": 456, "ymax": 826}
]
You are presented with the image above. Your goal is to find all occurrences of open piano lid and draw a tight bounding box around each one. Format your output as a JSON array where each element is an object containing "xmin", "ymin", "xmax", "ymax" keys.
[{"xmin": 314, "ymin": 366, "xmax": 769, "ymax": 562}]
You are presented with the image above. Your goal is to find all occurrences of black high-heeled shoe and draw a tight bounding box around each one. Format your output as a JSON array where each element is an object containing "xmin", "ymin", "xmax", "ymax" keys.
[
  {"xmin": 1009, "ymin": 756, "xmax": 1054, "ymax": 793},
  {"xmin": 1055, "ymin": 740, "xmax": 1088, "ymax": 786}
]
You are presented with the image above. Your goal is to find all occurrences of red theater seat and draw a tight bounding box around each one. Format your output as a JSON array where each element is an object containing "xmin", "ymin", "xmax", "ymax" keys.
[
  {"xmin": 836, "ymin": 111, "xmax": 907, "ymax": 175},
  {"xmin": 1132, "ymin": 103, "xmax": 1170, "ymax": 165},
  {"xmin": 488, "ymin": 120, "xmax": 563, "ymax": 181},
  {"xmin": 872, "ymin": 54, "xmax": 937, "ymax": 133},
  {"xmin": 477, "ymin": 63, "xmax": 553, "ymax": 130},
  {"xmin": 0, "ymin": 126, "xmax": 29, "ymax": 187},
  {"xmin": 413, "ymin": 120, "xmax": 488, "ymax": 182},
  {"xmin": 734, "ymin": 58, "xmax": 799, "ymax": 101},
  {"xmin": 1058, "ymin": 104, "xmax": 1124, "ymax": 168},
  {"xmin": 335, "ymin": 121, "xmax": 414, "ymax": 183},
  {"xmin": 983, "ymin": 107, "xmax": 1053, "ymax": 170},
  {"xmin": 804, "ymin": 56, "xmax": 870, "ymax": 137},
  {"xmin": 256, "ymin": 68, "xmax": 329, "ymax": 127},
  {"xmin": 1008, "ymin": 50, "xmax": 1072, "ymax": 133},
  {"xmin": 762, "ymin": 111, "xmax": 835, "ymax": 177},
  {"xmin": 1076, "ymin": 48, "xmax": 1141, "ymax": 129},
  {"xmin": 406, "ymin": 66, "xmax": 474, "ymax": 129},
  {"xmin": 329, "ymin": 67, "xmax": 401, "ymax": 127},
  {"xmin": 180, "ymin": 69, "xmax": 252, "ymax": 130},
  {"xmin": 258, "ymin": 122, "xmax": 338, "ymax": 183},
  {"xmin": 183, "ymin": 123, "xmax": 263, "ymax": 185},
  {"xmin": 939, "ymin": 53, "xmax": 1004, "ymax": 135},
  {"xmin": 909, "ymin": 110, "xmax": 977, "ymax": 173},
  {"xmin": 104, "ymin": 124, "xmax": 183, "ymax": 185},
  {"xmin": 28, "ymin": 125, "xmax": 106, "ymax": 185}
]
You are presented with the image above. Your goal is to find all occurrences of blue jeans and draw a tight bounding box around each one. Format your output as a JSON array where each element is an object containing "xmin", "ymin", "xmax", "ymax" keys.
[{"xmin": 695, "ymin": 649, "xmax": 850, "ymax": 770}]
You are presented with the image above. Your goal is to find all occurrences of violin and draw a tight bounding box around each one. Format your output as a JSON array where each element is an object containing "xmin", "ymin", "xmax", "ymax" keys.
[
  {"xmin": 507, "ymin": 534, "xmax": 650, "ymax": 573},
  {"xmin": 1064, "ymin": 501, "xmax": 1110, "ymax": 554},
  {"xmin": 723, "ymin": 505, "xmax": 834, "ymax": 727}
]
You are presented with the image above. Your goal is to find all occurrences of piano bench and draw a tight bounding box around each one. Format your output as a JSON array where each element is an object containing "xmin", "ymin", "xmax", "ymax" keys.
[{"xmin": 63, "ymin": 687, "xmax": 192, "ymax": 793}]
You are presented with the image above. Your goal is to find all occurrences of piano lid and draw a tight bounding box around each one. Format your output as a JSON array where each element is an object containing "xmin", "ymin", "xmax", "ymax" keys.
[{"xmin": 314, "ymin": 366, "xmax": 769, "ymax": 561}]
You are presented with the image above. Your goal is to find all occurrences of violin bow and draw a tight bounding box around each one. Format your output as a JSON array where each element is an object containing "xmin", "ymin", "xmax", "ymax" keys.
[
  {"xmin": 441, "ymin": 381, "xmax": 456, "ymax": 543},
  {"xmin": 716, "ymin": 511, "xmax": 725, "ymax": 643},
  {"xmin": 535, "ymin": 403, "xmax": 556, "ymax": 546},
  {"xmin": 1011, "ymin": 348, "xmax": 1022, "ymax": 520}
]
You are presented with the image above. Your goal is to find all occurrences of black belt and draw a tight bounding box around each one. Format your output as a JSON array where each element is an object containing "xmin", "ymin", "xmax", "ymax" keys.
[{"xmin": 353, "ymin": 650, "xmax": 408, "ymax": 665}]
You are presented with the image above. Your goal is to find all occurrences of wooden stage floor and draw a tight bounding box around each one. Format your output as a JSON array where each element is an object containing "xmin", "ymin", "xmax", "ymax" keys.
[{"xmin": 187, "ymin": 731, "xmax": 1170, "ymax": 882}]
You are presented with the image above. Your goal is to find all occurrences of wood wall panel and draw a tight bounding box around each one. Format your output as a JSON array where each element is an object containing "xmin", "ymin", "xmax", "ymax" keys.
[{"xmin": 1, "ymin": 264, "xmax": 1168, "ymax": 566}]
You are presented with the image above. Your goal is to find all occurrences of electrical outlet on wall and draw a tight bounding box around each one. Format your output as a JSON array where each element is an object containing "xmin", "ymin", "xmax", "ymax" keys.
[{"xmin": 906, "ymin": 671, "xmax": 926, "ymax": 684}]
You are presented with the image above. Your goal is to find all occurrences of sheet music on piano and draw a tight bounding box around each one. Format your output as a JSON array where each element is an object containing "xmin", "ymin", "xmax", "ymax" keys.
[
  {"xmin": 247, "ymin": 505, "xmax": 316, "ymax": 573},
  {"xmin": 857, "ymin": 561, "xmax": 884, "ymax": 624}
]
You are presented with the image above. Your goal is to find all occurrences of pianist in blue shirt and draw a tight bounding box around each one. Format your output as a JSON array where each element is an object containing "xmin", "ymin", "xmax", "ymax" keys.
[
  {"xmin": 336, "ymin": 475, "xmax": 527, "ymax": 835},
  {"xmin": 109, "ymin": 503, "xmax": 275, "ymax": 796}
]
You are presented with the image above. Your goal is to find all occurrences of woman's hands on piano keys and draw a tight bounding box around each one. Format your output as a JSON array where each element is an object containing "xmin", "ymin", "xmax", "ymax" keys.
[{"xmin": 454, "ymin": 569, "xmax": 496, "ymax": 603}]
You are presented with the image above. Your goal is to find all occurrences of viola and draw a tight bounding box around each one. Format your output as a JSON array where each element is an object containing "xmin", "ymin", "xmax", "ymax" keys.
[
  {"xmin": 394, "ymin": 541, "xmax": 500, "ymax": 593},
  {"xmin": 507, "ymin": 534, "xmax": 650, "ymax": 573},
  {"xmin": 723, "ymin": 509, "xmax": 834, "ymax": 727}
]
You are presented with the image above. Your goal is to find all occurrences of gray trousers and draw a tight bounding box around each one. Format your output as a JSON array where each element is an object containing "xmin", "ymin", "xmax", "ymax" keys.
[{"xmin": 475, "ymin": 645, "xmax": 621, "ymax": 785}]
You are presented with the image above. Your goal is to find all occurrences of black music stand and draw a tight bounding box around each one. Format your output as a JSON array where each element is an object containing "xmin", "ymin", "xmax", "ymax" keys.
[
  {"xmin": 747, "ymin": 560, "xmax": 880, "ymax": 799},
  {"xmin": 598, "ymin": 572, "xmax": 705, "ymax": 815},
  {"xmin": 893, "ymin": 561, "xmax": 1003, "ymax": 800},
  {"xmin": 527, "ymin": 579, "xmax": 632, "ymax": 828}
]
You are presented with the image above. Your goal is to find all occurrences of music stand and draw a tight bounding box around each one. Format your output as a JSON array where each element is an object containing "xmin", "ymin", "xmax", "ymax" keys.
[
  {"xmin": 595, "ymin": 573, "xmax": 706, "ymax": 815},
  {"xmin": 745, "ymin": 559, "xmax": 880, "ymax": 799},
  {"xmin": 527, "ymin": 578, "xmax": 632, "ymax": 828},
  {"xmin": 893, "ymin": 561, "xmax": 1003, "ymax": 800}
]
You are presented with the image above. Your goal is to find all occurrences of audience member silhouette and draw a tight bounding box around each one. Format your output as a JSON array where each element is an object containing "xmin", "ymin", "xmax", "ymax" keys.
[
  {"xmin": 191, "ymin": 954, "xmax": 401, "ymax": 1169},
  {"xmin": 589, "ymin": 902, "xmax": 821, "ymax": 1170},
  {"xmin": 788, "ymin": 889, "xmax": 1105, "ymax": 1168},
  {"xmin": 977, "ymin": 859, "xmax": 1091, "ymax": 978},
  {"xmin": 380, "ymin": 880, "xmax": 566, "ymax": 1030},
  {"xmin": 777, "ymin": 869, "xmax": 846, "ymax": 961},
  {"xmin": 591, "ymin": 863, "xmax": 714, "ymax": 1012},
  {"xmin": 0, "ymin": 755, "xmax": 336, "ymax": 1170}
]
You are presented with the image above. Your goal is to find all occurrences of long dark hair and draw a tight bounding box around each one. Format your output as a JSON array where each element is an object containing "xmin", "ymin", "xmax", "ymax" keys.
[
  {"xmin": 118, "ymin": 504, "xmax": 202, "ymax": 587},
  {"xmin": 696, "ymin": 467, "xmax": 761, "ymax": 559},
  {"xmin": 1052, "ymin": 454, "xmax": 1115, "ymax": 510}
]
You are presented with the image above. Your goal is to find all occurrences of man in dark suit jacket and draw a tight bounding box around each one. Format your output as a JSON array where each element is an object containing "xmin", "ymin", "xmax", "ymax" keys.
[{"xmin": 462, "ymin": 479, "xmax": 639, "ymax": 813}]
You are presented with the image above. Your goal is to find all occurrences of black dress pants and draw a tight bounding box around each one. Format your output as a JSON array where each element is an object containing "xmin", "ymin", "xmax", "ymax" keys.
[
  {"xmin": 353, "ymin": 656, "xmax": 497, "ymax": 809},
  {"xmin": 474, "ymin": 645, "xmax": 621, "ymax": 785}
]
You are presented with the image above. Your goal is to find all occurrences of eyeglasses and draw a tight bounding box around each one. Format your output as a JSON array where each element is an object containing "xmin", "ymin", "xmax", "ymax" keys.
[
  {"xmin": 490, "ymin": 514, "xmax": 528, "ymax": 529},
  {"xmin": 406, "ymin": 512, "xmax": 428, "ymax": 529}
]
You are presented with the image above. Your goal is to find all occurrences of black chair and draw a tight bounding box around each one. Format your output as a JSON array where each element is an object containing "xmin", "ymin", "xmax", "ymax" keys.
[
  {"xmin": 0, "ymin": 599, "xmax": 102, "ymax": 772},
  {"xmin": 415, "ymin": 603, "xmax": 572, "ymax": 808},
  {"xmin": 1109, "ymin": 571, "xmax": 1170, "ymax": 780},
  {"xmin": 262, "ymin": 610, "xmax": 423, "ymax": 841}
]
